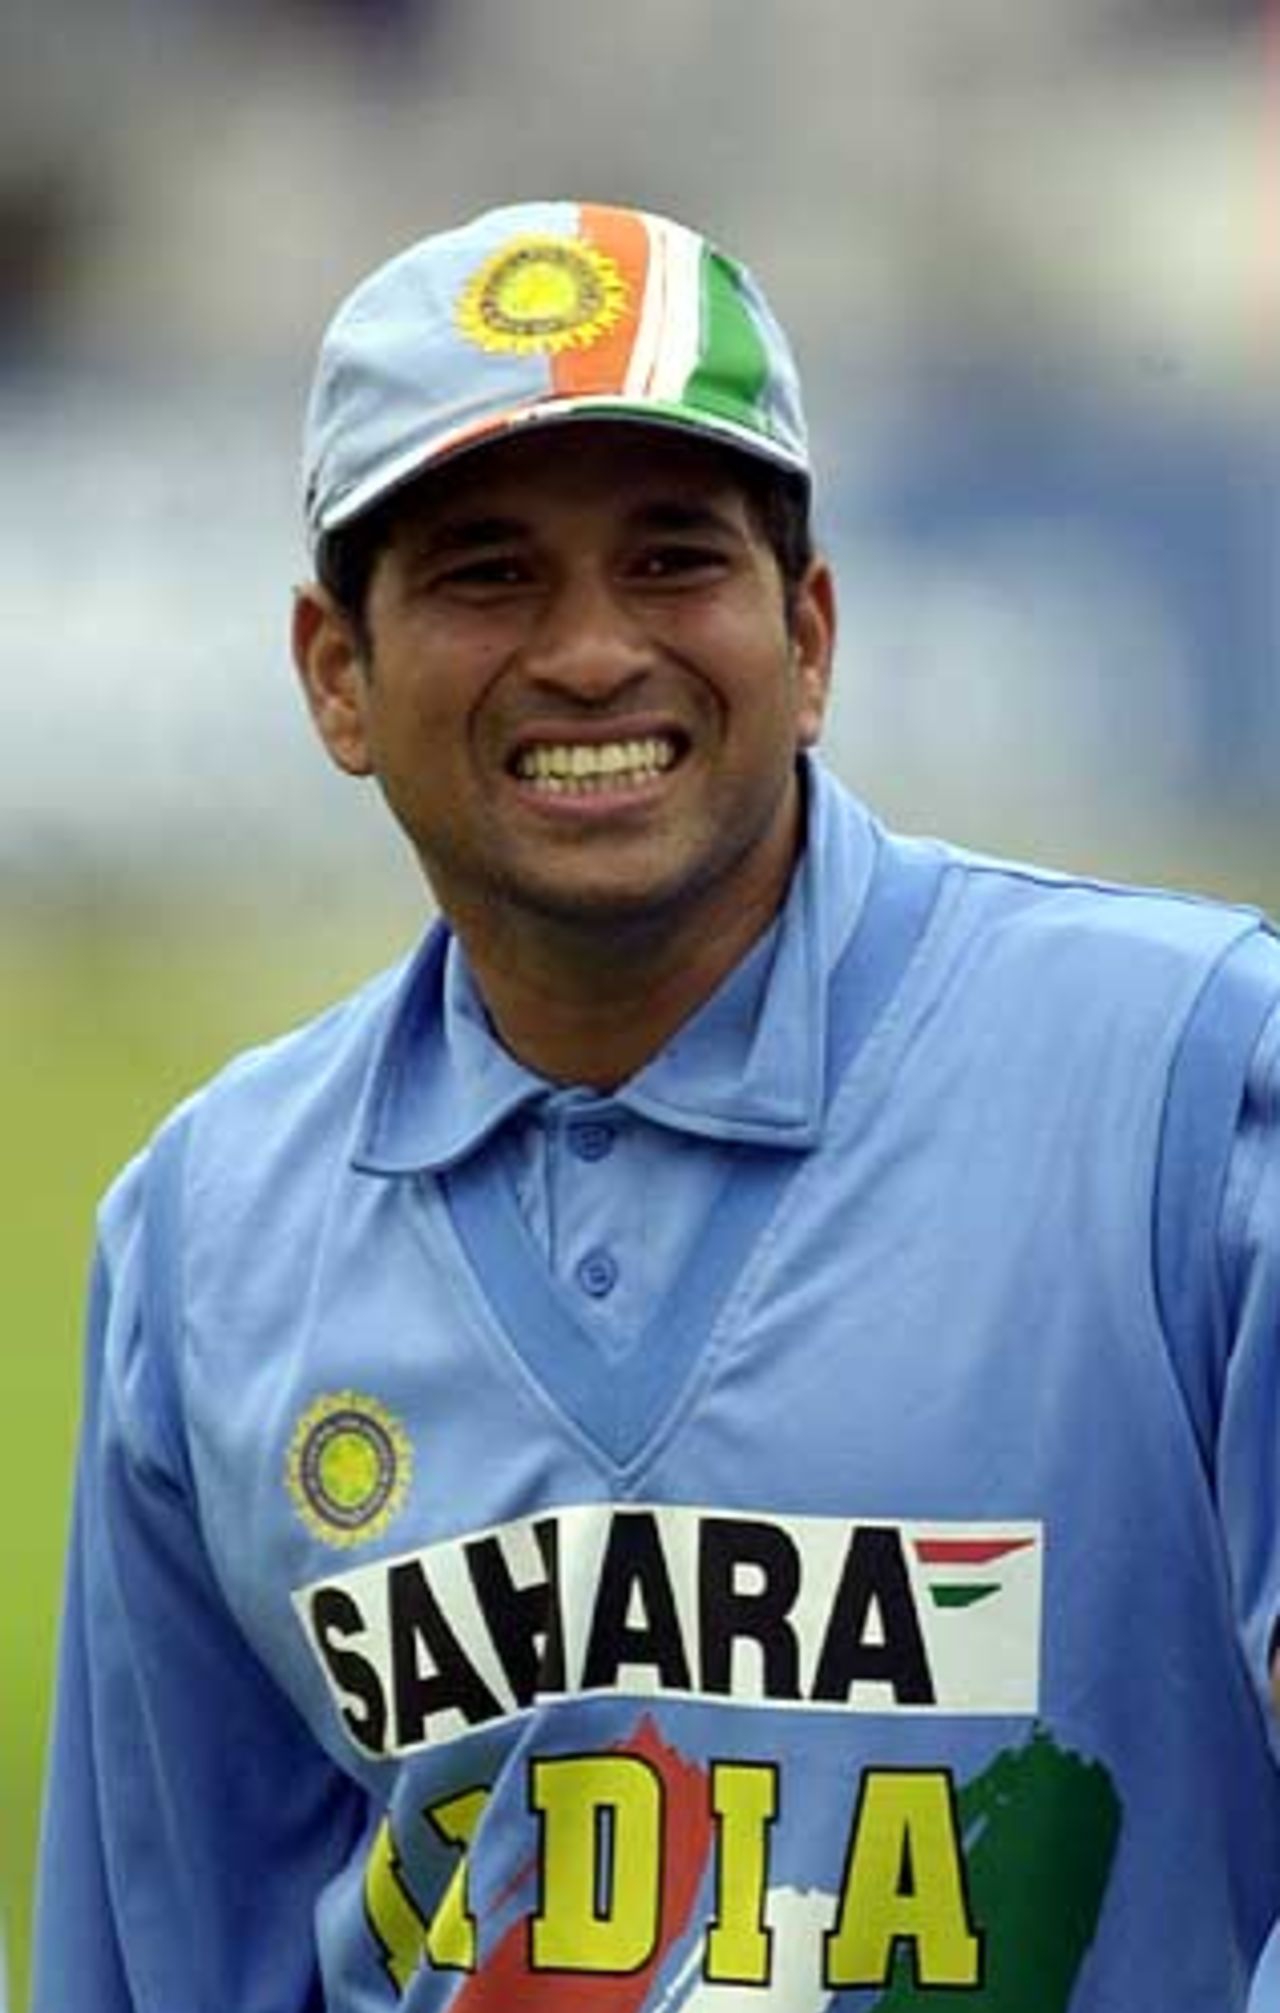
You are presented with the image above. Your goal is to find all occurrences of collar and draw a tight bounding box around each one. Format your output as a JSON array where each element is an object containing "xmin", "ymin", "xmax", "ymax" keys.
[{"xmin": 351, "ymin": 757, "xmax": 877, "ymax": 1174}]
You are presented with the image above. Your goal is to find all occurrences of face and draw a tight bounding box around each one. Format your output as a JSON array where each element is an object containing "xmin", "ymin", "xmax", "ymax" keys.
[{"xmin": 294, "ymin": 425, "xmax": 834, "ymax": 951}]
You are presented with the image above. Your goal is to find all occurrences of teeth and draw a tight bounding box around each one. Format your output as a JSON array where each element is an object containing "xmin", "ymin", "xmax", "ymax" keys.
[{"xmin": 515, "ymin": 737, "xmax": 678, "ymax": 791}]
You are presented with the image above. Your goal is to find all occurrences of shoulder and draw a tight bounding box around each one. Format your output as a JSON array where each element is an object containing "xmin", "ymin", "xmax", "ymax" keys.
[
  {"xmin": 883, "ymin": 822, "xmax": 1272, "ymax": 1015},
  {"xmin": 939, "ymin": 829, "xmax": 1260, "ymax": 944},
  {"xmin": 808, "ymin": 765, "xmax": 1277, "ymax": 1094},
  {"xmin": 833, "ymin": 805, "xmax": 1280, "ymax": 1147},
  {"xmin": 813, "ymin": 762, "xmax": 1268, "ymax": 997}
]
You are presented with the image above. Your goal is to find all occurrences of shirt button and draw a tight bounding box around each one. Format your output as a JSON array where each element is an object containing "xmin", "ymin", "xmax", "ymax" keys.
[
  {"xmin": 568, "ymin": 1120, "xmax": 616, "ymax": 1162},
  {"xmin": 576, "ymin": 1249, "xmax": 619, "ymax": 1299}
]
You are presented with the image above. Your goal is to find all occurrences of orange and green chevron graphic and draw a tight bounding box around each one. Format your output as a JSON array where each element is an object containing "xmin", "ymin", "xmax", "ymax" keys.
[{"xmin": 871, "ymin": 1730, "xmax": 1121, "ymax": 2010}]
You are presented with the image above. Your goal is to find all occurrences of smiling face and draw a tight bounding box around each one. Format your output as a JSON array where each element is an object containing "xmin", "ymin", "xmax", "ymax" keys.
[{"xmin": 294, "ymin": 424, "xmax": 834, "ymax": 968}]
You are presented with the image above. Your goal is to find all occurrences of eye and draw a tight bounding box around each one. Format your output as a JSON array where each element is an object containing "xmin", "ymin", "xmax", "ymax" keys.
[
  {"xmin": 431, "ymin": 553, "xmax": 533, "ymax": 596},
  {"xmin": 629, "ymin": 542, "xmax": 730, "ymax": 583}
]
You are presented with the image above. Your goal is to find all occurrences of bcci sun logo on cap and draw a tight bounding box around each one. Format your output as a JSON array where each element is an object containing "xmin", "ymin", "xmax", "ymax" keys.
[{"xmin": 454, "ymin": 234, "xmax": 630, "ymax": 356}]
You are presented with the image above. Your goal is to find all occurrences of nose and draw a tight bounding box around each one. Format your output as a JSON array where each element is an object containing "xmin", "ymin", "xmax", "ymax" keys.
[{"xmin": 520, "ymin": 564, "xmax": 652, "ymax": 703}]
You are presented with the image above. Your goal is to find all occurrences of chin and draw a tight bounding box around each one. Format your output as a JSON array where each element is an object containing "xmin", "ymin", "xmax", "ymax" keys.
[{"xmin": 507, "ymin": 864, "xmax": 707, "ymax": 932}]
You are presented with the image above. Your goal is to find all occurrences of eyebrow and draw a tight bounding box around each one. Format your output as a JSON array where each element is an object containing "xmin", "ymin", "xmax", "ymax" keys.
[
  {"xmin": 405, "ymin": 497, "xmax": 743, "ymax": 560},
  {"xmin": 403, "ymin": 515, "xmax": 529, "ymax": 559},
  {"xmin": 626, "ymin": 500, "xmax": 742, "ymax": 538}
]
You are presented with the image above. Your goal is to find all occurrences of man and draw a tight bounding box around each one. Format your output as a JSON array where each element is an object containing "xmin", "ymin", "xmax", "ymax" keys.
[{"xmin": 34, "ymin": 200, "xmax": 1280, "ymax": 2010}]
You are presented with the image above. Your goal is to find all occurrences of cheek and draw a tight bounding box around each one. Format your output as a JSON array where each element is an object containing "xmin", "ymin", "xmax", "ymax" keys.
[
  {"xmin": 728, "ymin": 631, "xmax": 817, "ymax": 742},
  {"xmin": 362, "ymin": 646, "xmax": 469, "ymax": 749},
  {"xmin": 395, "ymin": 629, "xmax": 518, "ymax": 740},
  {"xmin": 682, "ymin": 601, "xmax": 792, "ymax": 696},
  {"xmin": 357, "ymin": 686, "xmax": 448, "ymax": 804}
]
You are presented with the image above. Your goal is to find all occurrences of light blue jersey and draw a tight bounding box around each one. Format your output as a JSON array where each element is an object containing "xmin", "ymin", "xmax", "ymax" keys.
[{"xmin": 34, "ymin": 764, "xmax": 1280, "ymax": 2010}]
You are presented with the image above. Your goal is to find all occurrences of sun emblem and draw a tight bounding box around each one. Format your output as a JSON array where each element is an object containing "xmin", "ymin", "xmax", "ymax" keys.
[
  {"xmin": 455, "ymin": 234, "xmax": 629, "ymax": 356},
  {"xmin": 286, "ymin": 1392, "xmax": 412, "ymax": 1548}
]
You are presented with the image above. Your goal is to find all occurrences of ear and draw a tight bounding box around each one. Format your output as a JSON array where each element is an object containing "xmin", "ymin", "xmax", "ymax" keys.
[
  {"xmin": 790, "ymin": 555, "xmax": 836, "ymax": 749},
  {"xmin": 291, "ymin": 584, "xmax": 374, "ymax": 777}
]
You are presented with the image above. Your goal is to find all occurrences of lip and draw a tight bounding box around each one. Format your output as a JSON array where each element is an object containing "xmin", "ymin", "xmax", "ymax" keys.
[
  {"xmin": 507, "ymin": 772, "xmax": 676, "ymax": 821},
  {"xmin": 502, "ymin": 721, "xmax": 690, "ymax": 819},
  {"xmin": 505, "ymin": 719, "xmax": 688, "ymax": 762}
]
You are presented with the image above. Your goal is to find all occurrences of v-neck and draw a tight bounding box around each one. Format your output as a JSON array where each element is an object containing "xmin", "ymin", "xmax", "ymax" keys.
[{"xmin": 440, "ymin": 832, "xmax": 945, "ymax": 1469}]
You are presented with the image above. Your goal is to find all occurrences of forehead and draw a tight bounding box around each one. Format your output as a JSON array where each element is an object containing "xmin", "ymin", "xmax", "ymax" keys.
[{"xmin": 387, "ymin": 422, "xmax": 759, "ymax": 538}]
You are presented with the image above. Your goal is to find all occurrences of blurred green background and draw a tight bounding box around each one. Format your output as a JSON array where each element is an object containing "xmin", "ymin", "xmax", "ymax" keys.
[{"xmin": 0, "ymin": 902, "xmax": 420, "ymax": 2008}]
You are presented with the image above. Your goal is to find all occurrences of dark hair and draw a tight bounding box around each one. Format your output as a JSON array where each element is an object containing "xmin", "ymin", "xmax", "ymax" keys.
[
  {"xmin": 738, "ymin": 463, "xmax": 814, "ymax": 624},
  {"xmin": 315, "ymin": 496, "xmax": 398, "ymax": 651},
  {"xmin": 315, "ymin": 447, "xmax": 814, "ymax": 645}
]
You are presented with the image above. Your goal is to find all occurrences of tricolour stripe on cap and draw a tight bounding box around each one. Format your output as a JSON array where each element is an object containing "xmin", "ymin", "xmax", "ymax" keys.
[
  {"xmin": 549, "ymin": 202, "xmax": 651, "ymax": 398},
  {"xmin": 638, "ymin": 217, "xmax": 706, "ymax": 403},
  {"xmin": 622, "ymin": 212, "xmax": 666, "ymax": 400},
  {"xmin": 683, "ymin": 247, "xmax": 771, "ymax": 433}
]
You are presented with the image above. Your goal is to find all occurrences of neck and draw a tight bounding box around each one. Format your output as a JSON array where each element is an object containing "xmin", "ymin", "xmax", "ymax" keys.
[{"xmin": 447, "ymin": 861, "xmax": 797, "ymax": 1091}]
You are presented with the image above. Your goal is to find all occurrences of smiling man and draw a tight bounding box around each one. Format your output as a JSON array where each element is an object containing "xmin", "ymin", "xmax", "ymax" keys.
[
  {"xmin": 34, "ymin": 201, "xmax": 1280, "ymax": 2012},
  {"xmin": 295, "ymin": 422, "xmax": 831, "ymax": 1085}
]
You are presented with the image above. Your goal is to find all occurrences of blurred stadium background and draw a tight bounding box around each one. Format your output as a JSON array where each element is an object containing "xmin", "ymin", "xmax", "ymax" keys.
[{"xmin": 2, "ymin": 1, "xmax": 1277, "ymax": 2001}]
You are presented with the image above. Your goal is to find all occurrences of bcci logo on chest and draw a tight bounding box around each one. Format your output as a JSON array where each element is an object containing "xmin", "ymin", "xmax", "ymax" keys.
[{"xmin": 286, "ymin": 1392, "xmax": 412, "ymax": 1548}]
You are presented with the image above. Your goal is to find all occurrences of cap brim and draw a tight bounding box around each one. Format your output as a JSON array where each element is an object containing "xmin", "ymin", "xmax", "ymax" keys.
[{"xmin": 312, "ymin": 394, "xmax": 810, "ymax": 548}]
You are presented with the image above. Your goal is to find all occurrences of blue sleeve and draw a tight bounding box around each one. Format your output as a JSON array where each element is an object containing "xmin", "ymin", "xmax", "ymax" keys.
[
  {"xmin": 1157, "ymin": 929, "xmax": 1280, "ymax": 2009},
  {"xmin": 1157, "ymin": 924, "xmax": 1280, "ymax": 1733},
  {"xmin": 1156, "ymin": 928, "xmax": 1280, "ymax": 1469},
  {"xmin": 32, "ymin": 1126, "xmax": 364, "ymax": 2013},
  {"xmin": 1218, "ymin": 985, "xmax": 1280, "ymax": 1736}
]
